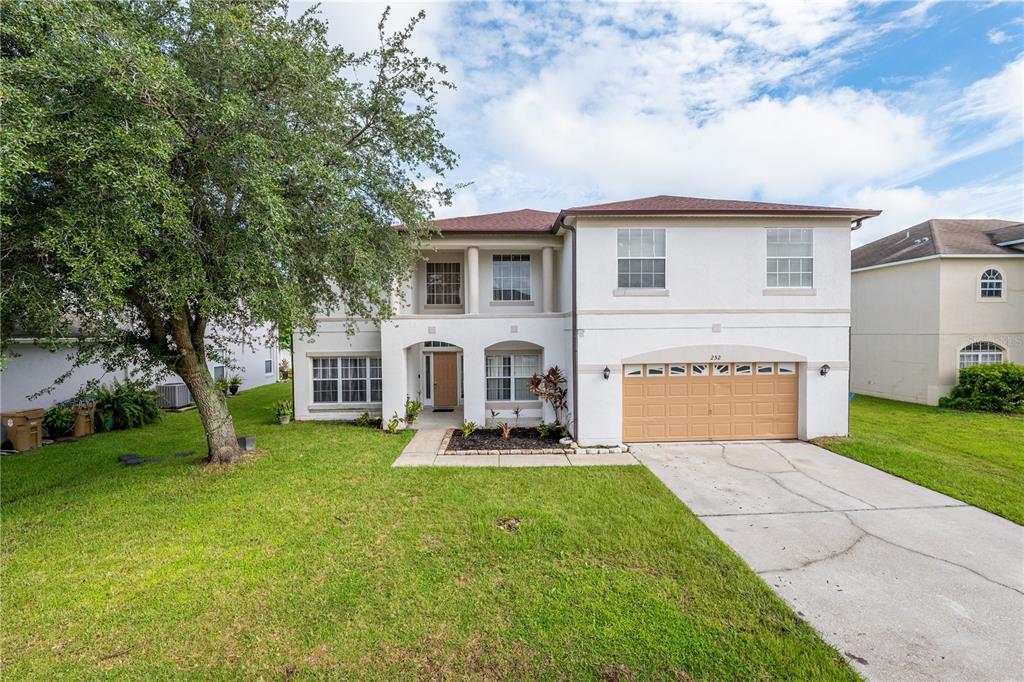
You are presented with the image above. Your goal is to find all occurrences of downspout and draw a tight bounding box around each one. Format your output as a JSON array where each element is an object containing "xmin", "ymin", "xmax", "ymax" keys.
[
  {"xmin": 290, "ymin": 330, "xmax": 296, "ymax": 421},
  {"xmin": 566, "ymin": 222, "xmax": 579, "ymax": 442}
]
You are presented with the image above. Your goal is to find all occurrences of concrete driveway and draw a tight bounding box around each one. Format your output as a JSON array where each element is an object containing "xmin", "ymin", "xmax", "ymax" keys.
[{"xmin": 633, "ymin": 440, "xmax": 1024, "ymax": 682}]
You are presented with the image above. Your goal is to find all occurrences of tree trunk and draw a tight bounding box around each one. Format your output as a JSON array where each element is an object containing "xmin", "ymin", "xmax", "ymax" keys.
[{"xmin": 178, "ymin": 352, "xmax": 242, "ymax": 464}]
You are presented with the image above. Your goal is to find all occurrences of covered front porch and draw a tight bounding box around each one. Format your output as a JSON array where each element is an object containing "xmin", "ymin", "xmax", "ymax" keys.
[{"xmin": 380, "ymin": 319, "xmax": 567, "ymax": 430}]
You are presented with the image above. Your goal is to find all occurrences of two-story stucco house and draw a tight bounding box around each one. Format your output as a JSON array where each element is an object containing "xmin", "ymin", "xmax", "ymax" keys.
[
  {"xmin": 850, "ymin": 219, "xmax": 1023, "ymax": 405},
  {"xmin": 293, "ymin": 195, "xmax": 881, "ymax": 444}
]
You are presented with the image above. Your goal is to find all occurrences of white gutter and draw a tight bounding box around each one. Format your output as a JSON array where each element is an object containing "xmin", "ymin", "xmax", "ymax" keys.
[{"xmin": 852, "ymin": 253, "xmax": 1024, "ymax": 273}]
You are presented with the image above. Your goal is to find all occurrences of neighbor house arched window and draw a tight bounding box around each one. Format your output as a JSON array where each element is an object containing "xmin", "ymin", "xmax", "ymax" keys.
[
  {"xmin": 980, "ymin": 269, "xmax": 1003, "ymax": 299},
  {"xmin": 958, "ymin": 341, "xmax": 1004, "ymax": 370}
]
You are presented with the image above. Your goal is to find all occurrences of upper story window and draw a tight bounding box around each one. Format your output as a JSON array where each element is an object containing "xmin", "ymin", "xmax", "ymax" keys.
[
  {"xmin": 980, "ymin": 269, "xmax": 1003, "ymax": 299},
  {"xmin": 959, "ymin": 342, "xmax": 1004, "ymax": 370},
  {"xmin": 617, "ymin": 228, "xmax": 665, "ymax": 289},
  {"xmin": 492, "ymin": 255, "xmax": 531, "ymax": 301},
  {"xmin": 426, "ymin": 262, "xmax": 461, "ymax": 305},
  {"xmin": 767, "ymin": 228, "xmax": 813, "ymax": 288}
]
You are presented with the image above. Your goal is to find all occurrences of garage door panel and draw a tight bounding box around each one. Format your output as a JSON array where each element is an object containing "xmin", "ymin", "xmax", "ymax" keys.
[{"xmin": 623, "ymin": 363, "xmax": 798, "ymax": 442}]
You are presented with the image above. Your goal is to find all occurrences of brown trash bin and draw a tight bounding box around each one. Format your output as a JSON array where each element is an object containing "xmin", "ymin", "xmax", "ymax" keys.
[
  {"xmin": 2, "ymin": 408, "xmax": 45, "ymax": 452},
  {"xmin": 72, "ymin": 403, "xmax": 96, "ymax": 438}
]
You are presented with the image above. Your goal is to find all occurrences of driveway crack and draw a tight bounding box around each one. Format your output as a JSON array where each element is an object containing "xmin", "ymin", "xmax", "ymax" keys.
[
  {"xmin": 712, "ymin": 445, "xmax": 828, "ymax": 512},
  {"xmin": 763, "ymin": 443, "xmax": 877, "ymax": 509},
  {"xmin": 841, "ymin": 513, "xmax": 1024, "ymax": 596}
]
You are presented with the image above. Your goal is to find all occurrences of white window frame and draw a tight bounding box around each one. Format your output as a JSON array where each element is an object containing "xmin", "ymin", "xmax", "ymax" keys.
[
  {"xmin": 958, "ymin": 342, "xmax": 1005, "ymax": 371},
  {"xmin": 669, "ymin": 364, "xmax": 687, "ymax": 376},
  {"xmin": 766, "ymin": 228, "xmax": 813, "ymax": 288},
  {"xmin": 426, "ymin": 261, "xmax": 462, "ymax": 306},
  {"xmin": 690, "ymin": 363, "xmax": 708, "ymax": 376},
  {"xmin": 646, "ymin": 364, "xmax": 665, "ymax": 376},
  {"xmin": 756, "ymin": 363, "xmax": 774, "ymax": 375},
  {"xmin": 617, "ymin": 228, "xmax": 666, "ymax": 289},
  {"xmin": 213, "ymin": 365, "xmax": 226, "ymax": 381},
  {"xmin": 311, "ymin": 356, "xmax": 382, "ymax": 404},
  {"xmin": 735, "ymin": 363, "xmax": 752, "ymax": 375},
  {"xmin": 777, "ymin": 362, "xmax": 796, "ymax": 374},
  {"xmin": 485, "ymin": 353, "xmax": 540, "ymax": 401},
  {"xmin": 492, "ymin": 254, "xmax": 532, "ymax": 301},
  {"xmin": 979, "ymin": 268, "xmax": 1004, "ymax": 301},
  {"xmin": 624, "ymin": 364, "xmax": 643, "ymax": 377},
  {"xmin": 713, "ymin": 363, "xmax": 731, "ymax": 376}
]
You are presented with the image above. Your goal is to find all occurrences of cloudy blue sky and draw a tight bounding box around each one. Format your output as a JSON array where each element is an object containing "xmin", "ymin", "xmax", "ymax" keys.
[{"xmin": 294, "ymin": 1, "xmax": 1023, "ymax": 245}]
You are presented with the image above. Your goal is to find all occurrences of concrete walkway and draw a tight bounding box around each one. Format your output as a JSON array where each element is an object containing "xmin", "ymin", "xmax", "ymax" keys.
[
  {"xmin": 392, "ymin": 428, "xmax": 638, "ymax": 467},
  {"xmin": 633, "ymin": 440, "xmax": 1024, "ymax": 682}
]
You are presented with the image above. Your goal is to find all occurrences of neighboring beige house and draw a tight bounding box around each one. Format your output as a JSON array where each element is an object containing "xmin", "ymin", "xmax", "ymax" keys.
[{"xmin": 851, "ymin": 219, "xmax": 1023, "ymax": 405}]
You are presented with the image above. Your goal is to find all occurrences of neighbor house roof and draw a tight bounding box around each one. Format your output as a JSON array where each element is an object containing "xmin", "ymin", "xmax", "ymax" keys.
[
  {"xmin": 559, "ymin": 195, "xmax": 881, "ymax": 221},
  {"xmin": 426, "ymin": 208, "xmax": 559, "ymax": 233},
  {"xmin": 851, "ymin": 219, "xmax": 1024, "ymax": 270},
  {"xmin": 988, "ymin": 223, "xmax": 1024, "ymax": 246}
]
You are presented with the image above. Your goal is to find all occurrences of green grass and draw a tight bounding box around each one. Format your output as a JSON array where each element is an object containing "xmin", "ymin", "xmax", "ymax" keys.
[
  {"xmin": 816, "ymin": 395, "xmax": 1024, "ymax": 525},
  {"xmin": 2, "ymin": 383, "xmax": 856, "ymax": 680}
]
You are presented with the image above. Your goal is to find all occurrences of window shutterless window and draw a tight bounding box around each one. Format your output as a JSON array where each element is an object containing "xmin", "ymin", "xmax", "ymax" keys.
[
  {"xmin": 213, "ymin": 365, "xmax": 225, "ymax": 381},
  {"xmin": 624, "ymin": 365, "xmax": 643, "ymax": 377},
  {"xmin": 312, "ymin": 357, "xmax": 381, "ymax": 403},
  {"xmin": 617, "ymin": 228, "xmax": 666, "ymax": 289},
  {"xmin": 690, "ymin": 363, "xmax": 707, "ymax": 376},
  {"xmin": 959, "ymin": 342, "xmax": 1004, "ymax": 369},
  {"xmin": 492, "ymin": 255, "xmax": 531, "ymax": 301},
  {"xmin": 426, "ymin": 262, "xmax": 461, "ymax": 305},
  {"xmin": 767, "ymin": 228, "xmax": 813, "ymax": 288},
  {"xmin": 264, "ymin": 358, "xmax": 274, "ymax": 374},
  {"xmin": 669, "ymin": 364, "xmax": 686, "ymax": 376},
  {"xmin": 485, "ymin": 354, "xmax": 540, "ymax": 401},
  {"xmin": 980, "ymin": 269, "xmax": 1003, "ymax": 299}
]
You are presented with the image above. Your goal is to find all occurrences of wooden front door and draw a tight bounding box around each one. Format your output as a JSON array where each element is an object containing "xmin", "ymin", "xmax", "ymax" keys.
[{"xmin": 433, "ymin": 353, "xmax": 458, "ymax": 406}]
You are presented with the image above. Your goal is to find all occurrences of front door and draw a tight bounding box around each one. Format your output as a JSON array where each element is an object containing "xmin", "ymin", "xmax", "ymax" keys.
[{"xmin": 433, "ymin": 353, "xmax": 458, "ymax": 406}]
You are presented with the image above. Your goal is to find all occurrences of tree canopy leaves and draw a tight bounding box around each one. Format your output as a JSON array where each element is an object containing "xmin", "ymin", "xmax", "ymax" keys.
[{"xmin": 1, "ymin": 0, "xmax": 455, "ymax": 377}]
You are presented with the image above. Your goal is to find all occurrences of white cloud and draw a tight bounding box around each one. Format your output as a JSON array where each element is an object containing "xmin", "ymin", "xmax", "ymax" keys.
[
  {"xmin": 987, "ymin": 29, "xmax": 1009, "ymax": 45},
  {"xmin": 849, "ymin": 183, "xmax": 1024, "ymax": 246}
]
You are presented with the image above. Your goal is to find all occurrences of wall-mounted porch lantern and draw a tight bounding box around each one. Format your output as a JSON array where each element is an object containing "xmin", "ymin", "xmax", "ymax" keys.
[
  {"xmin": 820, "ymin": 364, "xmax": 831, "ymax": 377},
  {"xmin": 602, "ymin": 366, "xmax": 611, "ymax": 380}
]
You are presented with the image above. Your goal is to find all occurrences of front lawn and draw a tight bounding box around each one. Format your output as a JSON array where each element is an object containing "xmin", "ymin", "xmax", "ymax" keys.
[
  {"xmin": 817, "ymin": 395, "xmax": 1024, "ymax": 525},
  {"xmin": 1, "ymin": 383, "xmax": 855, "ymax": 680}
]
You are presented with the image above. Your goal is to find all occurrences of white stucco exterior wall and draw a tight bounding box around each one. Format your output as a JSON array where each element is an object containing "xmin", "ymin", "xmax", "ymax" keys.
[{"xmin": 571, "ymin": 215, "xmax": 854, "ymax": 444}]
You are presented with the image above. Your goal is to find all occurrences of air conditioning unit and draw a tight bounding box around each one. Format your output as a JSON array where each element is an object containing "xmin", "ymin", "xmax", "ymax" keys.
[{"xmin": 155, "ymin": 383, "xmax": 193, "ymax": 409}]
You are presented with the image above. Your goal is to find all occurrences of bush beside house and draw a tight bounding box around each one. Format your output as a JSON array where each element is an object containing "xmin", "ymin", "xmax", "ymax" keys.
[{"xmin": 939, "ymin": 363, "xmax": 1024, "ymax": 414}]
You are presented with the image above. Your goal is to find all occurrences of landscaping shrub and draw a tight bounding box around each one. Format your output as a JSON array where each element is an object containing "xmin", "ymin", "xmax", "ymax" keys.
[
  {"xmin": 90, "ymin": 380, "xmax": 162, "ymax": 431},
  {"xmin": 939, "ymin": 363, "xmax": 1024, "ymax": 414},
  {"xmin": 43, "ymin": 406, "xmax": 76, "ymax": 437}
]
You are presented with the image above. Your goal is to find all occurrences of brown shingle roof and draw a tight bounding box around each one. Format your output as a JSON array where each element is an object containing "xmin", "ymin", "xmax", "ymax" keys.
[
  {"xmin": 428, "ymin": 208, "xmax": 558, "ymax": 233},
  {"xmin": 989, "ymin": 223, "xmax": 1024, "ymax": 245},
  {"xmin": 562, "ymin": 194, "xmax": 880, "ymax": 218},
  {"xmin": 852, "ymin": 219, "xmax": 1024, "ymax": 270}
]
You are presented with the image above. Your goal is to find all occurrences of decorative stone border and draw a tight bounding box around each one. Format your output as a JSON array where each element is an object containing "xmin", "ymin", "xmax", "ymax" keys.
[{"xmin": 438, "ymin": 429, "xmax": 630, "ymax": 456}]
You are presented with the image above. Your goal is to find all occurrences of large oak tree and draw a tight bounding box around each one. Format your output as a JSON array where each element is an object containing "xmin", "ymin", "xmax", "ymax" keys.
[{"xmin": 1, "ymin": 0, "xmax": 455, "ymax": 462}]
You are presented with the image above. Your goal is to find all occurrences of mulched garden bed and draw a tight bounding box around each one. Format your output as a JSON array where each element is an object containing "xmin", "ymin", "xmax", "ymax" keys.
[{"xmin": 446, "ymin": 427, "xmax": 564, "ymax": 452}]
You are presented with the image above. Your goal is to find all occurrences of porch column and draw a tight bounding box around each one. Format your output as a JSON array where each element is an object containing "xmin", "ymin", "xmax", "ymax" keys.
[
  {"xmin": 380, "ymin": 340, "xmax": 408, "ymax": 430},
  {"xmin": 466, "ymin": 246, "xmax": 479, "ymax": 315},
  {"xmin": 541, "ymin": 247, "xmax": 554, "ymax": 313},
  {"xmin": 462, "ymin": 345, "xmax": 486, "ymax": 427}
]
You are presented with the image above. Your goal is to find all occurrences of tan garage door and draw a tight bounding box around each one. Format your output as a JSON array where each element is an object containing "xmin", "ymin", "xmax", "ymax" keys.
[{"xmin": 622, "ymin": 362, "xmax": 798, "ymax": 442}]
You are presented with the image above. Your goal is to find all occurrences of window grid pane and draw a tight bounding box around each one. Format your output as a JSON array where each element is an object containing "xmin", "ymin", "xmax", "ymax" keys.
[
  {"xmin": 767, "ymin": 228, "xmax": 813, "ymax": 288},
  {"xmin": 492, "ymin": 255, "xmax": 531, "ymax": 301},
  {"xmin": 980, "ymin": 269, "xmax": 1003, "ymax": 298},
  {"xmin": 426, "ymin": 262, "xmax": 462, "ymax": 305},
  {"xmin": 617, "ymin": 228, "xmax": 666, "ymax": 289}
]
